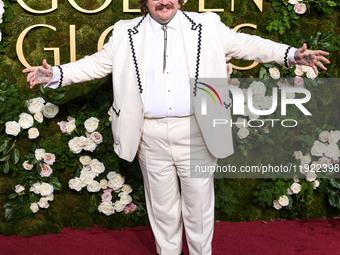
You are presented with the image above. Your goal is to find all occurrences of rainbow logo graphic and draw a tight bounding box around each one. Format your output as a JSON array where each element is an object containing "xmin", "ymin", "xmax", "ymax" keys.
[{"xmin": 197, "ymin": 81, "xmax": 224, "ymax": 115}]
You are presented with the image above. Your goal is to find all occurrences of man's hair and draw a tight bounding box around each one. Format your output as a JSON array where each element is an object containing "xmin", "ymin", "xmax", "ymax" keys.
[{"xmin": 139, "ymin": 0, "xmax": 185, "ymax": 16}]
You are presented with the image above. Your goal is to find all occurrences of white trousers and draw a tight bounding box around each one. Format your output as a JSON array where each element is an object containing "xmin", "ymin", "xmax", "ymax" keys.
[{"xmin": 138, "ymin": 116, "xmax": 217, "ymax": 255}]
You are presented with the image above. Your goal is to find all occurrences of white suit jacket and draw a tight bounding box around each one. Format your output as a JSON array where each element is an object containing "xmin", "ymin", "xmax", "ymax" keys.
[{"xmin": 59, "ymin": 11, "xmax": 291, "ymax": 162}]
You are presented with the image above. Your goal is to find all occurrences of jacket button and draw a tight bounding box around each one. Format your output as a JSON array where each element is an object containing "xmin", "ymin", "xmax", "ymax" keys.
[
  {"xmin": 139, "ymin": 128, "xmax": 142, "ymax": 132},
  {"xmin": 141, "ymin": 108, "xmax": 144, "ymax": 113}
]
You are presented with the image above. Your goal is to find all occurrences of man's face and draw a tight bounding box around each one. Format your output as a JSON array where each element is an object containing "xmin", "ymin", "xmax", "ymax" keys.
[{"xmin": 146, "ymin": 0, "xmax": 178, "ymax": 24}]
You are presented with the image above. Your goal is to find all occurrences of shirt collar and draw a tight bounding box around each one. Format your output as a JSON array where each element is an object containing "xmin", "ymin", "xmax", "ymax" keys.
[{"xmin": 149, "ymin": 11, "xmax": 180, "ymax": 33}]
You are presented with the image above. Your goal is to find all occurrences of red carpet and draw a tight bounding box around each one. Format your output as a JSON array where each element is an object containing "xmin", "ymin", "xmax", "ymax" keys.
[{"xmin": 1, "ymin": 219, "xmax": 340, "ymax": 255}]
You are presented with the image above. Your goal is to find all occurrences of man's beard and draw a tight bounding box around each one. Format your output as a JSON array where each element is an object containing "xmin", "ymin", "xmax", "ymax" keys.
[{"xmin": 155, "ymin": 4, "xmax": 175, "ymax": 11}]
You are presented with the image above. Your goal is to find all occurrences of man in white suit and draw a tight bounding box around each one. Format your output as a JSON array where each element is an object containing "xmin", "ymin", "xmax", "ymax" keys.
[{"xmin": 23, "ymin": 0, "xmax": 329, "ymax": 254}]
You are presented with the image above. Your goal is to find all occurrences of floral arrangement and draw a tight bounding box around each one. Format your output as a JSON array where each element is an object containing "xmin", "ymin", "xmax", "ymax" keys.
[
  {"xmin": 273, "ymin": 130, "xmax": 339, "ymax": 210},
  {"xmin": 59, "ymin": 114, "xmax": 136, "ymax": 216}
]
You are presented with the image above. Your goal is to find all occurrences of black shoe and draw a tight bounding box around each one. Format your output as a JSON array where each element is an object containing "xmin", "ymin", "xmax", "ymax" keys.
[{"xmin": 180, "ymin": 251, "xmax": 184, "ymax": 255}]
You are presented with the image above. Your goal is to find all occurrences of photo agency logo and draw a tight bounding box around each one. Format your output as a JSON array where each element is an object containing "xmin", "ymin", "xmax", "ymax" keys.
[{"xmin": 193, "ymin": 78, "xmax": 312, "ymax": 129}]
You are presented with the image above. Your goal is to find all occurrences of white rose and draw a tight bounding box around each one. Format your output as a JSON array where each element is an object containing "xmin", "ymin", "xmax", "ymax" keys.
[
  {"xmin": 69, "ymin": 177, "xmax": 86, "ymax": 192},
  {"xmin": 30, "ymin": 203, "xmax": 39, "ymax": 213},
  {"xmin": 40, "ymin": 164, "xmax": 53, "ymax": 177},
  {"xmin": 80, "ymin": 156, "xmax": 92, "ymax": 166},
  {"xmin": 293, "ymin": 175, "xmax": 300, "ymax": 183},
  {"xmin": 40, "ymin": 182, "xmax": 54, "ymax": 196},
  {"xmin": 313, "ymin": 180, "xmax": 320, "ymax": 189},
  {"xmin": 118, "ymin": 193, "xmax": 132, "ymax": 205},
  {"xmin": 80, "ymin": 170, "xmax": 97, "ymax": 185},
  {"xmin": 113, "ymin": 201, "xmax": 126, "ymax": 212},
  {"xmin": 290, "ymin": 182, "xmax": 301, "ymax": 194},
  {"xmin": 38, "ymin": 197, "xmax": 50, "ymax": 209},
  {"xmin": 300, "ymin": 153, "xmax": 311, "ymax": 165},
  {"xmin": 35, "ymin": 148, "xmax": 46, "ymax": 161},
  {"xmin": 121, "ymin": 184, "xmax": 133, "ymax": 194},
  {"xmin": 100, "ymin": 179, "xmax": 108, "ymax": 189},
  {"xmin": 286, "ymin": 92, "xmax": 295, "ymax": 99},
  {"xmin": 293, "ymin": 151, "xmax": 303, "ymax": 160},
  {"xmin": 84, "ymin": 117, "xmax": 99, "ymax": 133},
  {"xmin": 22, "ymin": 160, "xmax": 34, "ymax": 170},
  {"xmin": 318, "ymin": 156, "xmax": 332, "ymax": 168},
  {"xmin": 90, "ymin": 132, "xmax": 103, "ymax": 145},
  {"xmin": 328, "ymin": 130, "xmax": 340, "ymax": 144},
  {"xmin": 306, "ymin": 171, "xmax": 317, "ymax": 182},
  {"xmin": 306, "ymin": 68, "xmax": 317, "ymax": 80},
  {"xmin": 28, "ymin": 127, "xmax": 39, "ymax": 139},
  {"xmin": 302, "ymin": 65, "xmax": 311, "ymax": 73},
  {"xmin": 273, "ymin": 200, "xmax": 282, "ymax": 210},
  {"xmin": 107, "ymin": 172, "xmax": 125, "ymax": 191},
  {"xmin": 249, "ymin": 81, "xmax": 266, "ymax": 96},
  {"xmin": 269, "ymin": 67, "xmax": 280, "ymax": 79},
  {"xmin": 107, "ymin": 107, "xmax": 114, "ymax": 122},
  {"xmin": 237, "ymin": 127, "xmax": 250, "ymax": 139},
  {"xmin": 27, "ymin": 97, "xmax": 45, "ymax": 114},
  {"xmin": 45, "ymin": 194, "xmax": 54, "ymax": 201},
  {"xmin": 278, "ymin": 195, "xmax": 289, "ymax": 207},
  {"xmin": 294, "ymin": 3, "xmax": 307, "ymax": 14},
  {"xmin": 19, "ymin": 112, "xmax": 34, "ymax": 129},
  {"xmin": 287, "ymin": 188, "xmax": 293, "ymax": 195},
  {"xmin": 66, "ymin": 120, "xmax": 76, "ymax": 134},
  {"xmin": 15, "ymin": 184, "xmax": 25, "ymax": 194},
  {"xmin": 252, "ymin": 94, "xmax": 266, "ymax": 109},
  {"xmin": 34, "ymin": 112, "xmax": 44, "ymax": 123},
  {"xmin": 294, "ymin": 65, "xmax": 304, "ymax": 76},
  {"xmin": 29, "ymin": 183, "xmax": 41, "ymax": 195},
  {"xmin": 325, "ymin": 144, "xmax": 340, "ymax": 160},
  {"xmin": 263, "ymin": 96, "xmax": 273, "ymax": 110},
  {"xmin": 319, "ymin": 131, "xmax": 329, "ymax": 143},
  {"xmin": 5, "ymin": 121, "xmax": 21, "ymax": 136},
  {"xmin": 248, "ymin": 112, "xmax": 259, "ymax": 120},
  {"xmin": 87, "ymin": 180, "xmax": 102, "ymax": 192},
  {"xmin": 98, "ymin": 201, "xmax": 115, "ymax": 216},
  {"xmin": 311, "ymin": 140, "xmax": 327, "ymax": 157},
  {"xmin": 229, "ymin": 78, "xmax": 240, "ymax": 87},
  {"xmin": 76, "ymin": 136, "xmax": 87, "ymax": 147},
  {"xmin": 277, "ymin": 79, "xmax": 290, "ymax": 89},
  {"xmin": 235, "ymin": 117, "xmax": 247, "ymax": 128},
  {"xmin": 90, "ymin": 159, "xmax": 105, "ymax": 175},
  {"xmin": 43, "ymin": 103, "xmax": 59, "ymax": 118},
  {"xmin": 288, "ymin": 0, "xmax": 299, "ymax": 4},
  {"xmin": 68, "ymin": 137, "xmax": 82, "ymax": 154},
  {"xmin": 84, "ymin": 138, "xmax": 97, "ymax": 152}
]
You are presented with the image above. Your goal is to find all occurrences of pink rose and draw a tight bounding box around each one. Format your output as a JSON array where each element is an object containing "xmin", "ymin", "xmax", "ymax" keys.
[
  {"xmin": 124, "ymin": 203, "xmax": 137, "ymax": 213},
  {"xmin": 104, "ymin": 187, "xmax": 113, "ymax": 193},
  {"xmin": 58, "ymin": 121, "xmax": 68, "ymax": 133},
  {"xmin": 90, "ymin": 131, "xmax": 103, "ymax": 145},
  {"xmin": 67, "ymin": 116, "xmax": 75, "ymax": 122},
  {"xmin": 294, "ymin": 3, "xmax": 307, "ymax": 14},
  {"xmin": 226, "ymin": 63, "xmax": 233, "ymax": 75},
  {"xmin": 294, "ymin": 76, "xmax": 304, "ymax": 87},
  {"xmin": 225, "ymin": 56, "xmax": 232, "ymax": 62},
  {"xmin": 277, "ymin": 79, "xmax": 290, "ymax": 88},
  {"xmin": 318, "ymin": 156, "xmax": 332, "ymax": 168},
  {"xmin": 44, "ymin": 153, "xmax": 56, "ymax": 165},
  {"xmin": 101, "ymin": 192, "xmax": 112, "ymax": 202},
  {"xmin": 40, "ymin": 164, "xmax": 53, "ymax": 177}
]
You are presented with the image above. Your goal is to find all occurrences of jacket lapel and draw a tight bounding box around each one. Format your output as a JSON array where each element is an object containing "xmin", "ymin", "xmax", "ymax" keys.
[
  {"xmin": 127, "ymin": 15, "xmax": 149, "ymax": 104},
  {"xmin": 179, "ymin": 11, "xmax": 202, "ymax": 96}
]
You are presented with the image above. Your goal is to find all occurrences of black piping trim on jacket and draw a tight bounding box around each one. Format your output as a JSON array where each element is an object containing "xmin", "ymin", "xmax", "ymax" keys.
[
  {"xmin": 57, "ymin": 65, "xmax": 63, "ymax": 88},
  {"xmin": 127, "ymin": 16, "xmax": 146, "ymax": 94},
  {"xmin": 182, "ymin": 12, "xmax": 202, "ymax": 97},
  {"xmin": 284, "ymin": 46, "xmax": 292, "ymax": 68},
  {"xmin": 111, "ymin": 105, "xmax": 120, "ymax": 116}
]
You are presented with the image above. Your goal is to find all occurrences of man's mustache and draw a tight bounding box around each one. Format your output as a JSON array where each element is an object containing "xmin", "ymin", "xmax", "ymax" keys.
[{"xmin": 155, "ymin": 4, "xmax": 175, "ymax": 11}]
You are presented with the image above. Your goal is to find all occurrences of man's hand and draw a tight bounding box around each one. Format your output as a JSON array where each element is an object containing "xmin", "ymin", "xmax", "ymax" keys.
[
  {"xmin": 294, "ymin": 43, "xmax": 330, "ymax": 75},
  {"xmin": 22, "ymin": 59, "xmax": 53, "ymax": 89}
]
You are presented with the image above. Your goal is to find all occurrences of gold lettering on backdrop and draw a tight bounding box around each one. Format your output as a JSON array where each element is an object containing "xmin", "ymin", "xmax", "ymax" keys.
[
  {"xmin": 97, "ymin": 26, "xmax": 114, "ymax": 51},
  {"xmin": 16, "ymin": 24, "xmax": 58, "ymax": 68},
  {"xmin": 231, "ymin": 23, "xmax": 259, "ymax": 70},
  {"xmin": 123, "ymin": 0, "xmax": 140, "ymax": 13},
  {"xmin": 70, "ymin": 25, "xmax": 76, "ymax": 62},
  {"xmin": 17, "ymin": 0, "xmax": 57, "ymax": 14},
  {"xmin": 44, "ymin": 48, "xmax": 60, "ymax": 65},
  {"xmin": 199, "ymin": 0, "xmax": 224, "ymax": 12},
  {"xmin": 231, "ymin": 0, "xmax": 263, "ymax": 12},
  {"xmin": 68, "ymin": 0, "xmax": 112, "ymax": 14}
]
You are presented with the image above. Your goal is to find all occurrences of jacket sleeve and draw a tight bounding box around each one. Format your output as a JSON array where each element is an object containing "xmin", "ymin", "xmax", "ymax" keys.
[{"xmin": 213, "ymin": 13, "xmax": 290, "ymax": 66}]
